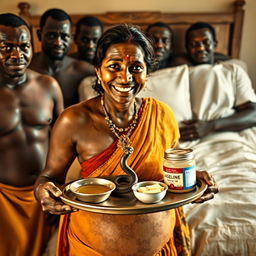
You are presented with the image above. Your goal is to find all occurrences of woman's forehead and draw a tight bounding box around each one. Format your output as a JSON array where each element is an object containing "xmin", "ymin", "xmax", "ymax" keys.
[{"xmin": 105, "ymin": 42, "xmax": 145, "ymax": 61}]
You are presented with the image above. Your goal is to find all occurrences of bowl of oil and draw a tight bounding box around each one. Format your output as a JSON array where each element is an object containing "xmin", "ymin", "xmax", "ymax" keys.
[{"xmin": 70, "ymin": 178, "xmax": 116, "ymax": 203}]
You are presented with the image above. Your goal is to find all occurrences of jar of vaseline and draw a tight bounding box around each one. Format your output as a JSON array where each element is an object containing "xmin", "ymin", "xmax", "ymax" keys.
[{"xmin": 163, "ymin": 148, "xmax": 196, "ymax": 193}]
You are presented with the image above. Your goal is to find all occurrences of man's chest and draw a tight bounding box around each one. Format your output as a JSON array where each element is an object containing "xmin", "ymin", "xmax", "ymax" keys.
[{"xmin": 0, "ymin": 89, "xmax": 54, "ymax": 134}]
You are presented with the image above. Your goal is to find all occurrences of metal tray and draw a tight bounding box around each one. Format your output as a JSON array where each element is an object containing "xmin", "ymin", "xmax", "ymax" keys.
[{"xmin": 60, "ymin": 179, "xmax": 207, "ymax": 215}]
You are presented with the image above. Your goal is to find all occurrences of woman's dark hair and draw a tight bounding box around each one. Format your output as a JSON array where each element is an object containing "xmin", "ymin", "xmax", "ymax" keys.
[{"xmin": 93, "ymin": 24, "xmax": 156, "ymax": 94}]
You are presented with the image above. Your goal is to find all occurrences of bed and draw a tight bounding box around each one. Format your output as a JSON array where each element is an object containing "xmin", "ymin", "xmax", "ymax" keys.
[
  {"xmin": 139, "ymin": 61, "xmax": 256, "ymax": 255},
  {"xmin": 17, "ymin": 2, "xmax": 255, "ymax": 256}
]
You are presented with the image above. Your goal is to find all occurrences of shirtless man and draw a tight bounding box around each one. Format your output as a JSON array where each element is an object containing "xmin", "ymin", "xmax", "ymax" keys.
[
  {"xmin": 172, "ymin": 22, "xmax": 233, "ymax": 67},
  {"xmin": 30, "ymin": 8, "xmax": 95, "ymax": 108},
  {"xmin": 0, "ymin": 13, "xmax": 63, "ymax": 256},
  {"xmin": 70, "ymin": 15, "xmax": 103, "ymax": 64},
  {"xmin": 178, "ymin": 22, "xmax": 256, "ymax": 141},
  {"xmin": 146, "ymin": 22, "xmax": 173, "ymax": 70}
]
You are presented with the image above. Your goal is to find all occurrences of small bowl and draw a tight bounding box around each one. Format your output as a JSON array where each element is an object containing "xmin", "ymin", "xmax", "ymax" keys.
[
  {"xmin": 70, "ymin": 178, "xmax": 116, "ymax": 203},
  {"xmin": 132, "ymin": 181, "xmax": 168, "ymax": 204}
]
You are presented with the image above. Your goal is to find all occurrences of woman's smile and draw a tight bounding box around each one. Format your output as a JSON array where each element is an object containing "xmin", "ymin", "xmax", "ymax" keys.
[{"xmin": 113, "ymin": 85, "xmax": 135, "ymax": 92}]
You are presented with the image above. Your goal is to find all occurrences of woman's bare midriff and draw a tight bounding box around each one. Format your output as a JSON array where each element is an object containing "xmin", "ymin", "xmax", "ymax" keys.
[{"xmin": 69, "ymin": 209, "xmax": 176, "ymax": 256}]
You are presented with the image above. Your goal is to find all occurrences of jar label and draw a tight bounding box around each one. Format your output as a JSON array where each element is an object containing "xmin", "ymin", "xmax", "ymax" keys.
[{"xmin": 163, "ymin": 166, "xmax": 196, "ymax": 191}]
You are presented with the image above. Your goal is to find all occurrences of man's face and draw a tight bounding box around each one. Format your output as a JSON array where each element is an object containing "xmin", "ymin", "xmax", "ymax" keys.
[
  {"xmin": 147, "ymin": 26, "xmax": 172, "ymax": 62},
  {"xmin": 40, "ymin": 17, "xmax": 72, "ymax": 61},
  {"xmin": 187, "ymin": 28, "xmax": 216, "ymax": 65},
  {"xmin": 0, "ymin": 25, "xmax": 32, "ymax": 79},
  {"xmin": 75, "ymin": 25, "xmax": 102, "ymax": 63}
]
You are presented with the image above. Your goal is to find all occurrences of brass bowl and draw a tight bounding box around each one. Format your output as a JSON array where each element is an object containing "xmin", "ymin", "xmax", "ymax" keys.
[
  {"xmin": 70, "ymin": 178, "xmax": 116, "ymax": 203},
  {"xmin": 132, "ymin": 181, "xmax": 168, "ymax": 204}
]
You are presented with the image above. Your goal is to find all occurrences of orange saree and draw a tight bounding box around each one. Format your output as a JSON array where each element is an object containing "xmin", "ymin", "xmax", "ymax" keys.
[
  {"xmin": 0, "ymin": 183, "xmax": 53, "ymax": 256},
  {"xmin": 57, "ymin": 98, "xmax": 191, "ymax": 256}
]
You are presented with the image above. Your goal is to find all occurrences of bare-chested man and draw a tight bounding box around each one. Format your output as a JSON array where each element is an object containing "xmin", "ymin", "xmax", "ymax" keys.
[
  {"xmin": 0, "ymin": 13, "xmax": 63, "ymax": 256},
  {"xmin": 70, "ymin": 15, "xmax": 103, "ymax": 64},
  {"xmin": 146, "ymin": 22, "xmax": 174, "ymax": 70},
  {"xmin": 30, "ymin": 8, "xmax": 95, "ymax": 108}
]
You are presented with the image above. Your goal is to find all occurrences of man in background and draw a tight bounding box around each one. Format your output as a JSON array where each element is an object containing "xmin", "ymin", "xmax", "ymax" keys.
[
  {"xmin": 30, "ymin": 8, "xmax": 94, "ymax": 108},
  {"xmin": 70, "ymin": 15, "xmax": 103, "ymax": 64},
  {"xmin": 172, "ymin": 22, "xmax": 246, "ymax": 69},
  {"xmin": 75, "ymin": 16, "xmax": 104, "ymax": 101},
  {"xmin": 178, "ymin": 21, "xmax": 255, "ymax": 141},
  {"xmin": 0, "ymin": 13, "xmax": 63, "ymax": 256},
  {"xmin": 145, "ymin": 22, "xmax": 173, "ymax": 70}
]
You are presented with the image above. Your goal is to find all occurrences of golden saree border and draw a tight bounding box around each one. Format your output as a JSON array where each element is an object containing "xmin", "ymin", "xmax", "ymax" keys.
[{"xmin": 0, "ymin": 183, "xmax": 53, "ymax": 256}]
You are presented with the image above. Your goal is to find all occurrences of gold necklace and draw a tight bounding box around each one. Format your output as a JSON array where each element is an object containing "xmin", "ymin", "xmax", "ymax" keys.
[{"xmin": 101, "ymin": 95, "xmax": 138, "ymax": 150}]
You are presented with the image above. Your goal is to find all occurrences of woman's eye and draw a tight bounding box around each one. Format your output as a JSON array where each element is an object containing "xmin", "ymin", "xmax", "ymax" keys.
[
  {"xmin": 108, "ymin": 64, "xmax": 120, "ymax": 70},
  {"xmin": 131, "ymin": 65, "xmax": 143, "ymax": 73}
]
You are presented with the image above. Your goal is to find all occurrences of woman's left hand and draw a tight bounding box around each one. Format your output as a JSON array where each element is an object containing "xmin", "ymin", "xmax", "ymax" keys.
[{"xmin": 193, "ymin": 170, "xmax": 219, "ymax": 203}]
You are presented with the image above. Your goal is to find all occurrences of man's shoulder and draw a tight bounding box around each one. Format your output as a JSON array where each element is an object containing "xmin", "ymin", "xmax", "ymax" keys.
[
  {"xmin": 29, "ymin": 52, "xmax": 46, "ymax": 73},
  {"xmin": 27, "ymin": 68, "xmax": 59, "ymax": 90},
  {"xmin": 69, "ymin": 57, "xmax": 95, "ymax": 74}
]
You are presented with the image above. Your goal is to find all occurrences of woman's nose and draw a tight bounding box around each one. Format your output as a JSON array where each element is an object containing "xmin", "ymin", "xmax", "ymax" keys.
[{"xmin": 119, "ymin": 69, "xmax": 132, "ymax": 83}]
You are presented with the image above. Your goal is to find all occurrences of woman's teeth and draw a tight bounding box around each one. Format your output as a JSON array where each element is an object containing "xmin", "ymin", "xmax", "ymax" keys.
[{"xmin": 114, "ymin": 86, "xmax": 133, "ymax": 92}]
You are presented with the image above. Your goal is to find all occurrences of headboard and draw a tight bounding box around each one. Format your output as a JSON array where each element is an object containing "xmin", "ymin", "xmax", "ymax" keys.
[{"xmin": 17, "ymin": 0, "xmax": 246, "ymax": 58}]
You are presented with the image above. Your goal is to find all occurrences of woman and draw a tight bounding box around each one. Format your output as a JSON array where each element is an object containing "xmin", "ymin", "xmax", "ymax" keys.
[{"xmin": 34, "ymin": 24, "xmax": 217, "ymax": 256}]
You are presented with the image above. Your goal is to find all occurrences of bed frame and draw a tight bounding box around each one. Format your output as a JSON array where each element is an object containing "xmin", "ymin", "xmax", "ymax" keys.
[{"xmin": 17, "ymin": 0, "xmax": 246, "ymax": 58}]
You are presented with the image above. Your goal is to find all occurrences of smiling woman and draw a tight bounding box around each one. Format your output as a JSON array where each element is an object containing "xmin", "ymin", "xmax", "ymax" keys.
[{"xmin": 34, "ymin": 24, "xmax": 217, "ymax": 256}]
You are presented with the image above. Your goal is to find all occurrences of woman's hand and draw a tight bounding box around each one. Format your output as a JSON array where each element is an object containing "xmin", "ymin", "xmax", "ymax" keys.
[
  {"xmin": 36, "ymin": 181, "xmax": 78, "ymax": 215},
  {"xmin": 193, "ymin": 170, "xmax": 219, "ymax": 203}
]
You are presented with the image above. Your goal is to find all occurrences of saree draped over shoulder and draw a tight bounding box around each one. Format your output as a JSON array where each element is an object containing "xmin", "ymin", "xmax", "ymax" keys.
[
  {"xmin": 0, "ymin": 183, "xmax": 53, "ymax": 256},
  {"xmin": 57, "ymin": 98, "xmax": 191, "ymax": 256}
]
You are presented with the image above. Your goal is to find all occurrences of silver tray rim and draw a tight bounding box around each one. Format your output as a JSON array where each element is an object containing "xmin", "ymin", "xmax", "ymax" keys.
[{"xmin": 60, "ymin": 178, "xmax": 207, "ymax": 215}]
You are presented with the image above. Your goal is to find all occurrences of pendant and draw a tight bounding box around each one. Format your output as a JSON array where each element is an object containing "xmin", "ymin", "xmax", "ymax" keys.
[{"xmin": 117, "ymin": 134, "xmax": 132, "ymax": 149}]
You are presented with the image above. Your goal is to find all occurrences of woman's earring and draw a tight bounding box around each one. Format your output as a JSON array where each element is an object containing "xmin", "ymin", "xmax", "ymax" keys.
[{"xmin": 144, "ymin": 78, "xmax": 148, "ymax": 90}]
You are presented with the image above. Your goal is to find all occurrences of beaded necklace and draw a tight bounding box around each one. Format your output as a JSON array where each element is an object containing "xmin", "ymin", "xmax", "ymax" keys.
[{"xmin": 101, "ymin": 95, "xmax": 138, "ymax": 150}]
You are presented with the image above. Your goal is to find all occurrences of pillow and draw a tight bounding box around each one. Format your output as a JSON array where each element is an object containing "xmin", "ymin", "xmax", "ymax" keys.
[
  {"xmin": 139, "ymin": 65, "xmax": 192, "ymax": 122},
  {"xmin": 189, "ymin": 62, "xmax": 256, "ymax": 120}
]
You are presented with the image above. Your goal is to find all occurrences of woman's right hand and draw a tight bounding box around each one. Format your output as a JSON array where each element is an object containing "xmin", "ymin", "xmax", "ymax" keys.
[{"xmin": 36, "ymin": 181, "xmax": 77, "ymax": 215}]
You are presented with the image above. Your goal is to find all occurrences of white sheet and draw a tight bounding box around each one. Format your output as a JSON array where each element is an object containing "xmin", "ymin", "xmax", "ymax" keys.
[
  {"xmin": 183, "ymin": 63, "xmax": 256, "ymax": 256},
  {"xmin": 144, "ymin": 63, "xmax": 256, "ymax": 256},
  {"xmin": 181, "ymin": 128, "xmax": 256, "ymax": 256}
]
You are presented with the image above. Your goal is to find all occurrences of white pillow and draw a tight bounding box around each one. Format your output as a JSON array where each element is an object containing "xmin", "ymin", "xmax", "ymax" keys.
[
  {"xmin": 139, "ymin": 65, "xmax": 192, "ymax": 122},
  {"xmin": 189, "ymin": 62, "xmax": 256, "ymax": 120}
]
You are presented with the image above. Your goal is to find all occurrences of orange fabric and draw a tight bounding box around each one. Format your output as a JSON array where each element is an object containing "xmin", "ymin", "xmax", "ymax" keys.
[
  {"xmin": 81, "ymin": 140, "xmax": 118, "ymax": 177},
  {"xmin": 57, "ymin": 98, "xmax": 190, "ymax": 256},
  {"xmin": 0, "ymin": 183, "xmax": 53, "ymax": 256}
]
